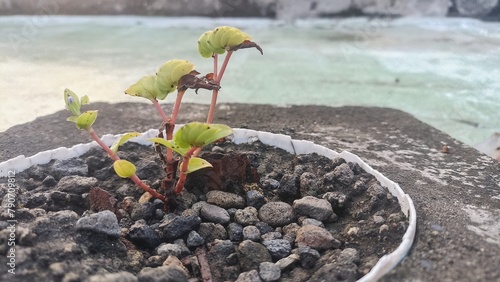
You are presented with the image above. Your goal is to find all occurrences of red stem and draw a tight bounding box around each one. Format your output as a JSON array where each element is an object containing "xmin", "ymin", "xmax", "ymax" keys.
[
  {"xmin": 87, "ymin": 127, "xmax": 166, "ymax": 203},
  {"xmin": 88, "ymin": 128, "xmax": 119, "ymax": 161},
  {"xmin": 130, "ymin": 175, "xmax": 166, "ymax": 202},
  {"xmin": 171, "ymin": 90, "xmax": 185, "ymax": 125},
  {"xmin": 174, "ymin": 147, "xmax": 198, "ymax": 194},
  {"xmin": 152, "ymin": 99, "xmax": 170, "ymax": 123},
  {"xmin": 213, "ymin": 53, "xmax": 218, "ymax": 78},
  {"xmin": 206, "ymin": 51, "xmax": 233, "ymax": 124},
  {"xmin": 216, "ymin": 51, "xmax": 233, "ymax": 84}
]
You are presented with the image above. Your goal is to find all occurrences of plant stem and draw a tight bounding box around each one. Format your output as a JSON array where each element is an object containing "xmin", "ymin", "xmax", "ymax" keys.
[
  {"xmin": 87, "ymin": 127, "xmax": 167, "ymax": 203},
  {"xmin": 152, "ymin": 99, "xmax": 170, "ymax": 123},
  {"xmin": 171, "ymin": 90, "xmax": 185, "ymax": 125},
  {"xmin": 216, "ymin": 50, "xmax": 233, "ymax": 84},
  {"xmin": 87, "ymin": 127, "xmax": 119, "ymax": 161},
  {"xmin": 130, "ymin": 175, "xmax": 167, "ymax": 202},
  {"xmin": 174, "ymin": 147, "xmax": 198, "ymax": 194},
  {"xmin": 213, "ymin": 53, "xmax": 218, "ymax": 78},
  {"xmin": 206, "ymin": 51, "xmax": 233, "ymax": 124}
]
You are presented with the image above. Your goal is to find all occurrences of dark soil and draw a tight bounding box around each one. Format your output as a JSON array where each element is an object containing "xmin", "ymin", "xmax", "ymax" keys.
[{"xmin": 0, "ymin": 139, "xmax": 408, "ymax": 282}]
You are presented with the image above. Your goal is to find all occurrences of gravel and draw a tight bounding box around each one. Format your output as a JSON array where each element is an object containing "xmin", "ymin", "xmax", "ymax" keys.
[{"xmin": 3, "ymin": 140, "xmax": 408, "ymax": 282}]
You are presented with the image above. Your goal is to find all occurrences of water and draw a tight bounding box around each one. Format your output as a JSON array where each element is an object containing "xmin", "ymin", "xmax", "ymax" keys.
[{"xmin": 0, "ymin": 16, "xmax": 499, "ymax": 146}]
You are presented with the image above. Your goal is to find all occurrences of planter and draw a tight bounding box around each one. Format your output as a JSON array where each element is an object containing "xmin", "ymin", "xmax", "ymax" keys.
[{"xmin": 0, "ymin": 128, "xmax": 416, "ymax": 281}]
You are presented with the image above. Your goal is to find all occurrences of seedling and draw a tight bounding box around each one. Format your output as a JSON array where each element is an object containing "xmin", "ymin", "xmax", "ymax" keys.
[{"xmin": 64, "ymin": 26, "xmax": 262, "ymax": 211}]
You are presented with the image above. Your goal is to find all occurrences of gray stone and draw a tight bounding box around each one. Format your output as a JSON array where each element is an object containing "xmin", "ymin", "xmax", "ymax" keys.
[
  {"xmin": 301, "ymin": 218, "xmax": 324, "ymax": 227},
  {"xmin": 186, "ymin": 231, "xmax": 204, "ymax": 247},
  {"xmin": 308, "ymin": 262, "xmax": 358, "ymax": 282},
  {"xmin": 262, "ymin": 239, "xmax": 292, "ymax": 260},
  {"xmin": 200, "ymin": 203, "xmax": 230, "ymax": 225},
  {"xmin": 227, "ymin": 222, "xmax": 244, "ymax": 242},
  {"xmin": 42, "ymin": 175, "xmax": 57, "ymax": 187},
  {"xmin": 258, "ymin": 202, "xmax": 294, "ymax": 227},
  {"xmin": 275, "ymin": 254, "xmax": 300, "ymax": 271},
  {"xmin": 156, "ymin": 243, "xmax": 190, "ymax": 259},
  {"xmin": 299, "ymin": 172, "xmax": 323, "ymax": 197},
  {"xmin": 85, "ymin": 271, "xmax": 138, "ymax": 282},
  {"xmin": 51, "ymin": 158, "xmax": 88, "ymax": 179},
  {"xmin": 338, "ymin": 248, "xmax": 360, "ymax": 265},
  {"xmin": 235, "ymin": 207, "xmax": 260, "ymax": 225},
  {"xmin": 76, "ymin": 210, "xmax": 120, "ymax": 237},
  {"xmin": 293, "ymin": 196, "xmax": 333, "ymax": 221},
  {"xmin": 243, "ymin": 225, "xmax": 261, "ymax": 241},
  {"xmin": 455, "ymin": 0, "xmax": 499, "ymax": 16},
  {"xmin": 259, "ymin": 262, "xmax": 281, "ymax": 282},
  {"xmin": 278, "ymin": 174, "xmax": 300, "ymax": 198},
  {"xmin": 295, "ymin": 225, "xmax": 340, "ymax": 250},
  {"xmin": 260, "ymin": 178, "xmax": 280, "ymax": 190},
  {"xmin": 256, "ymin": 222, "xmax": 274, "ymax": 235},
  {"xmin": 235, "ymin": 270, "xmax": 263, "ymax": 282},
  {"xmin": 56, "ymin": 175, "xmax": 97, "ymax": 194},
  {"xmin": 261, "ymin": 231, "xmax": 283, "ymax": 241},
  {"xmin": 237, "ymin": 240, "xmax": 273, "ymax": 272},
  {"xmin": 161, "ymin": 215, "xmax": 201, "ymax": 240},
  {"xmin": 298, "ymin": 246, "xmax": 320, "ymax": 269},
  {"xmin": 323, "ymin": 192, "xmax": 347, "ymax": 209},
  {"xmin": 197, "ymin": 222, "xmax": 228, "ymax": 242},
  {"xmin": 138, "ymin": 265, "xmax": 188, "ymax": 282},
  {"xmin": 324, "ymin": 163, "xmax": 354, "ymax": 187},
  {"xmin": 128, "ymin": 220, "xmax": 162, "ymax": 249},
  {"xmin": 131, "ymin": 202, "xmax": 155, "ymax": 221},
  {"xmin": 206, "ymin": 190, "xmax": 246, "ymax": 208},
  {"xmin": 246, "ymin": 190, "xmax": 267, "ymax": 209}
]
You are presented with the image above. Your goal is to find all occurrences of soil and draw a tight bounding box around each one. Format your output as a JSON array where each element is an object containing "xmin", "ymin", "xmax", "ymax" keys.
[{"xmin": 0, "ymin": 139, "xmax": 408, "ymax": 282}]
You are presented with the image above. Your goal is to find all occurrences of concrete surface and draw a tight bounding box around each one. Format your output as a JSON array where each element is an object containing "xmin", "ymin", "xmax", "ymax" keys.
[
  {"xmin": 0, "ymin": 103, "xmax": 499, "ymax": 281},
  {"xmin": 1, "ymin": 0, "xmax": 499, "ymax": 20}
]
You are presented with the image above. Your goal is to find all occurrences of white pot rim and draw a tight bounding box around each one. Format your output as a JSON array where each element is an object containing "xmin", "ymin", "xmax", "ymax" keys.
[{"xmin": 0, "ymin": 128, "xmax": 416, "ymax": 282}]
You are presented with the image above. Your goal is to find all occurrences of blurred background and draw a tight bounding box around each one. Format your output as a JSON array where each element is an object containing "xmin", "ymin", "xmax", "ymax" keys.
[{"xmin": 0, "ymin": 0, "xmax": 499, "ymax": 157}]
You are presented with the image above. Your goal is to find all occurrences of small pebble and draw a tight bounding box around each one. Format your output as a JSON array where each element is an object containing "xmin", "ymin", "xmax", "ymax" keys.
[
  {"xmin": 243, "ymin": 225, "xmax": 261, "ymax": 241},
  {"xmin": 235, "ymin": 207, "xmax": 259, "ymax": 225},
  {"xmin": 259, "ymin": 262, "xmax": 281, "ymax": 282}
]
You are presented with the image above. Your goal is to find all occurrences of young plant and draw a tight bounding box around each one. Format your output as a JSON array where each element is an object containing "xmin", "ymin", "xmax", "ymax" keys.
[
  {"xmin": 149, "ymin": 122, "xmax": 232, "ymax": 194},
  {"xmin": 197, "ymin": 26, "xmax": 263, "ymax": 123},
  {"xmin": 64, "ymin": 26, "xmax": 262, "ymax": 211},
  {"xmin": 63, "ymin": 89, "xmax": 167, "ymax": 202}
]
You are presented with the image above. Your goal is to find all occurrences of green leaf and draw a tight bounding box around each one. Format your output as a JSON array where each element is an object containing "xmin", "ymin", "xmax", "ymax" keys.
[
  {"xmin": 64, "ymin": 88, "xmax": 81, "ymax": 116},
  {"xmin": 66, "ymin": 116, "xmax": 78, "ymax": 122},
  {"xmin": 174, "ymin": 122, "xmax": 232, "ymax": 148},
  {"xmin": 148, "ymin": 137, "xmax": 189, "ymax": 156},
  {"xmin": 111, "ymin": 132, "xmax": 141, "ymax": 153},
  {"xmin": 156, "ymin": 60, "xmax": 195, "ymax": 96},
  {"xmin": 80, "ymin": 95, "xmax": 90, "ymax": 105},
  {"xmin": 113, "ymin": 160, "xmax": 136, "ymax": 178},
  {"xmin": 125, "ymin": 75, "xmax": 162, "ymax": 102},
  {"xmin": 183, "ymin": 157, "xmax": 212, "ymax": 174},
  {"xmin": 75, "ymin": 110, "xmax": 98, "ymax": 130}
]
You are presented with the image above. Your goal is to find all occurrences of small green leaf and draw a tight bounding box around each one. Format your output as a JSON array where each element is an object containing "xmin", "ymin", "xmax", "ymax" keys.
[
  {"xmin": 183, "ymin": 157, "xmax": 212, "ymax": 174},
  {"xmin": 64, "ymin": 88, "xmax": 81, "ymax": 116},
  {"xmin": 66, "ymin": 116, "xmax": 78, "ymax": 122},
  {"xmin": 111, "ymin": 132, "xmax": 141, "ymax": 153},
  {"xmin": 75, "ymin": 110, "xmax": 98, "ymax": 130},
  {"xmin": 194, "ymin": 124, "xmax": 233, "ymax": 147},
  {"xmin": 113, "ymin": 160, "xmax": 136, "ymax": 178},
  {"xmin": 125, "ymin": 75, "xmax": 162, "ymax": 102},
  {"xmin": 148, "ymin": 137, "xmax": 189, "ymax": 156},
  {"xmin": 80, "ymin": 95, "xmax": 90, "ymax": 105},
  {"xmin": 174, "ymin": 122, "xmax": 232, "ymax": 148}
]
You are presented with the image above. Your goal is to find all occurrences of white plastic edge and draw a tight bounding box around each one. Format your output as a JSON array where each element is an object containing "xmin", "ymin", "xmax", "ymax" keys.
[{"xmin": 0, "ymin": 128, "xmax": 416, "ymax": 281}]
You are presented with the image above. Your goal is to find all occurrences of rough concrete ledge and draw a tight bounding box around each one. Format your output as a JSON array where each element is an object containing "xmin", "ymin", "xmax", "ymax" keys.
[
  {"xmin": 1, "ymin": 0, "xmax": 500, "ymax": 20},
  {"xmin": 0, "ymin": 103, "xmax": 499, "ymax": 281}
]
